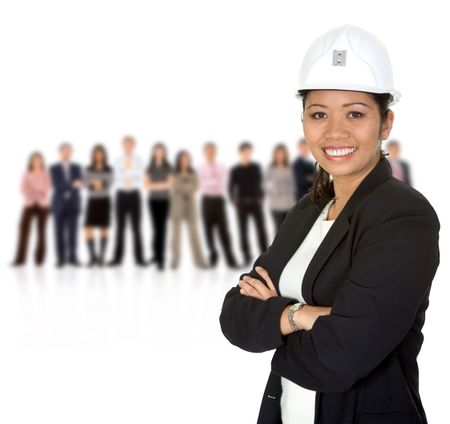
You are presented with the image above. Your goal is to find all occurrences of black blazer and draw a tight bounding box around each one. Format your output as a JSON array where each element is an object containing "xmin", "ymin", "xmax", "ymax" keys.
[
  {"xmin": 219, "ymin": 156, "xmax": 440, "ymax": 424},
  {"xmin": 50, "ymin": 163, "xmax": 82, "ymax": 215}
]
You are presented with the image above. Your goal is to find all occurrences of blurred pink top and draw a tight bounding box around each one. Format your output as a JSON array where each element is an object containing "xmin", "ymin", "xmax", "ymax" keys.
[
  {"xmin": 21, "ymin": 170, "xmax": 51, "ymax": 207},
  {"xmin": 197, "ymin": 161, "xmax": 228, "ymax": 196}
]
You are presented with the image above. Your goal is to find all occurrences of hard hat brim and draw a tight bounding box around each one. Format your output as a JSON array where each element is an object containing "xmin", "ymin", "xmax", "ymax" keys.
[{"xmin": 296, "ymin": 87, "xmax": 401, "ymax": 106}]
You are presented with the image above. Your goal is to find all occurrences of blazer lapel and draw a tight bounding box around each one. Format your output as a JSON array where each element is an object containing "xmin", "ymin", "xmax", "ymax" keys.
[{"xmin": 300, "ymin": 156, "xmax": 393, "ymax": 305}]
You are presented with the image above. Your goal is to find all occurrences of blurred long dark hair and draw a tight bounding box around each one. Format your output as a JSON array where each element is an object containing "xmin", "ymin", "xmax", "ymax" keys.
[
  {"xmin": 298, "ymin": 90, "xmax": 392, "ymax": 206},
  {"xmin": 270, "ymin": 143, "xmax": 290, "ymax": 168},
  {"xmin": 175, "ymin": 150, "xmax": 194, "ymax": 174},
  {"xmin": 89, "ymin": 144, "xmax": 111, "ymax": 171},
  {"xmin": 148, "ymin": 142, "xmax": 171, "ymax": 172}
]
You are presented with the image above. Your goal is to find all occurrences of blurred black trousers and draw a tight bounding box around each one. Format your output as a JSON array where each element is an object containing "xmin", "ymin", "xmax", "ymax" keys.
[
  {"xmin": 148, "ymin": 197, "xmax": 169, "ymax": 265},
  {"xmin": 201, "ymin": 195, "xmax": 237, "ymax": 266},
  {"xmin": 235, "ymin": 197, "xmax": 268, "ymax": 262},
  {"xmin": 111, "ymin": 190, "xmax": 145, "ymax": 263}
]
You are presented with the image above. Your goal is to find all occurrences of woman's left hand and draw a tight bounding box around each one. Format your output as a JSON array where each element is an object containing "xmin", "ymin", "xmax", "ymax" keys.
[{"xmin": 239, "ymin": 266, "xmax": 278, "ymax": 300}]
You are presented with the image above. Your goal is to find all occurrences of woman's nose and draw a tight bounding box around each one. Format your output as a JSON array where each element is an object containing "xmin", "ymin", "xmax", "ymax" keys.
[{"xmin": 323, "ymin": 117, "xmax": 351, "ymax": 141}]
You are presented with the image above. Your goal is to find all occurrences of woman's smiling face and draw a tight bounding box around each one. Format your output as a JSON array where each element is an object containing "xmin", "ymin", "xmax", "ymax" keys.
[{"xmin": 302, "ymin": 90, "xmax": 394, "ymax": 180}]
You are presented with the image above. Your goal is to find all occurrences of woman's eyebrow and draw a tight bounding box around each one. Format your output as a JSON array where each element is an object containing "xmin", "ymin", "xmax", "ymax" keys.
[
  {"xmin": 343, "ymin": 102, "xmax": 372, "ymax": 108},
  {"xmin": 306, "ymin": 102, "xmax": 372, "ymax": 109},
  {"xmin": 306, "ymin": 104, "xmax": 327, "ymax": 110}
]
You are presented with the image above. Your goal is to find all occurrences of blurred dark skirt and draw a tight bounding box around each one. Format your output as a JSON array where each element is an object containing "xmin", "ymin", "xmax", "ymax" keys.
[{"xmin": 84, "ymin": 197, "xmax": 111, "ymax": 227}]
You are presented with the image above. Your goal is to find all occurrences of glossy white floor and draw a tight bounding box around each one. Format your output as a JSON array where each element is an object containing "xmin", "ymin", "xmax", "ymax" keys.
[{"xmin": 0, "ymin": 259, "xmax": 274, "ymax": 423}]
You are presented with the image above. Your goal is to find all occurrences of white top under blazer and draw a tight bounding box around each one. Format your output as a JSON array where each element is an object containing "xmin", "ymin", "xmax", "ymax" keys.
[{"xmin": 278, "ymin": 198, "xmax": 335, "ymax": 424}]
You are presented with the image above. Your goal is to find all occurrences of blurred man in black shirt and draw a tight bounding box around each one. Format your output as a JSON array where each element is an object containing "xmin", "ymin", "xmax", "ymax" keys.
[{"xmin": 228, "ymin": 142, "xmax": 268, "ymax": 266}]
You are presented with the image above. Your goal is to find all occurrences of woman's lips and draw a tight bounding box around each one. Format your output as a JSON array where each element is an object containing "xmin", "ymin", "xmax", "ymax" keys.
[{"xmin": 322, "ymin": 146, "xmax": 357, "ymax": 161}]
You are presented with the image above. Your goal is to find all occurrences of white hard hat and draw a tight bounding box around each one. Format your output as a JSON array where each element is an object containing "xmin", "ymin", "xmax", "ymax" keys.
[{"xmin": 297, "ymin": 24, "xmax": 401, "ymax": 106}]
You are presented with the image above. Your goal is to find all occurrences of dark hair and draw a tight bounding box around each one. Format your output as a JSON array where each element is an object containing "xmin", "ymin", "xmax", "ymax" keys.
[
  {"xmin": 298, "ymin": 89, "xmax": 392, "ymax": 205},
  {"xmin": 271, "ymin": 143, "xmax": 290, "ymax": 168},
  {"xmin": 89, "ymin": 144, "xmax": 110, "ymax": 171},
  {"xmin": 239, "ymin": 141, "xmax": 252, "ymax": 152},
  {"xmin": 148, "ymin": 142, "xmax": 171, "ymax": 172},
  {"xmin": 27, "ymin": 151, "xmax": 46, "ymax": 171},
  {"xmin": 175, "ymin": 150, "xmax": 194, "ymax": 173}
]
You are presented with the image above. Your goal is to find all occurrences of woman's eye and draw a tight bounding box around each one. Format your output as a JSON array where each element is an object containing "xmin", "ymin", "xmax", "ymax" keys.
[
  {"xmin": 348, "ymin": 111, "xmax": 364, "ymax": 119},
  {"xmin": 311, "ymin": 112, "xmax": 326, "ymax": 119}
]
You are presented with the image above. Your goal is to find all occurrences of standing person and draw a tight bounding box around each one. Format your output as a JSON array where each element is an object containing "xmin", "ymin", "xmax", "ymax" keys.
[
  {"xmin": 264, "ymin": 143, "xmax": 296, "ymax": 232},
  {"xmin": 169, "ymin": 150, "xmax": 208, "ymax": 269},
  {"xmin": 198, "ymin": 142, "xmax": 239, "ymax": 268},
  {"xmin": 108, "ymin": 136, "xmax": 146, "ymax": 266},
  {"xmin": 228, "ymin": 142, "xmax": 268, "ymax": 266},
  {"xmin": 220, "ymin": 25, "xmax": 440, "ymax": 424},
  {"xmin": 49, "ymin": 143, "xmax": 83, "ymax": 267},
  {"xmin": 386, "ymin": 139, "xmax": 412, "ymax": 185},
  {"xmin": 83, "ymin": 144, "xmax": 113, "ymax": 267},
  {"xmin": 292, "ymin": 138, "xmax": 315, "ymax": 201},
  {"xmin": 144, "ymin": 142, "xmax": 174, "ymax": 271},
  {"xmin": 12, "ymin": 152, "xmax": 51, "ymax": 266}
]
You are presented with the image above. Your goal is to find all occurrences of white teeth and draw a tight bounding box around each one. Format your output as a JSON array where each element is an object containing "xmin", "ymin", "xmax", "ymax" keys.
[{"xmin": 324, "ymin": 147, "xmax": 357, "ymax": 157}]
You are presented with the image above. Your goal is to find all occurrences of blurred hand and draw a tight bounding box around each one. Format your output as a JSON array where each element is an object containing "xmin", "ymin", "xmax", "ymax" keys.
[
  {"xmin": 238, "ymin": 266, "xmax": 278, "ymax": 300},
  {"xmin": 72, "ymin": 179, "xmax": 83, "ymax": 189},
  {"xmin": 93, "ymin": 180, "xmax": 103, "ymax": 190}
]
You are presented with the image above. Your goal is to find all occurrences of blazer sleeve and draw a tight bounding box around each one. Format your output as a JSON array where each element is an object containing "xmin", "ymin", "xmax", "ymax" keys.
[
  {"xmin": 49, "ymin": 165, "xmax": 65, "ymax": 192},
  {"xmin": 219, "ymin": 202, "xmax": 303, "ymax": 353},
  {"xmin": 271, "ymin": 201, "xmax": 440, "ymax": 393},
  {"xmin": 256, "ymin": 164, "xmax": 264, "ymax": 199}
]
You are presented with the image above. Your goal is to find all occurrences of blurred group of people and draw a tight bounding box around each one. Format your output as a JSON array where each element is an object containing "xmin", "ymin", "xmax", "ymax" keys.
[{"xmin": 11, "ymin": 137, "xmax": 411, "ymax": 270}]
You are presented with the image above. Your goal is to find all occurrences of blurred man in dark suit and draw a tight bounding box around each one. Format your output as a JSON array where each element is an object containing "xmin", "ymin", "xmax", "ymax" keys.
[
  {"xmin": 49, "ymin": 143, "xmax": 83, "ymax": 267},
  {"xmin": 292, "ymin": 138, "xmax": 315, "ymax": 201},
  {"xmin": 386, "ymin": 140, "xmax": 412, "ymax": 186}
]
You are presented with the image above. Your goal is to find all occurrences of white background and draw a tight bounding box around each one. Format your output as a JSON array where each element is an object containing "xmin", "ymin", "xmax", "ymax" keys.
[{"xmin": 0, "ymin": 1, "xmax": 449, "ymax": 423}]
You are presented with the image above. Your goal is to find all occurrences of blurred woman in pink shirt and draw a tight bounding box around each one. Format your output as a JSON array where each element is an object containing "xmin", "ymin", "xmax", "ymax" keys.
[{"xmin": 12, "ymin": 152, "xmax": 51, "ymax": 266}]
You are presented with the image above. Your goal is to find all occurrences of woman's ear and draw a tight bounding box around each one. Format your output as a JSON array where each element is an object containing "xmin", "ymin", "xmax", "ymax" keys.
[{"xmin": 380, "ymin": 109, "xmax": 395, "ymax": 141}]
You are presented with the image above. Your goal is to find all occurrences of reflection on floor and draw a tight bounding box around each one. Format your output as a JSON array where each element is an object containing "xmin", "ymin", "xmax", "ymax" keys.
[{"xmin": 0, "ymin": 263, "xmax": 273, "ymax": 423}]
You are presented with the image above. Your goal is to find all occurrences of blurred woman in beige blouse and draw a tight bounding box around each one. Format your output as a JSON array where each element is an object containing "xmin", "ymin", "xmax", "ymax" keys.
[{"xmin": 169, "ymin": 150, "xmax": 208, "ymax": 269}]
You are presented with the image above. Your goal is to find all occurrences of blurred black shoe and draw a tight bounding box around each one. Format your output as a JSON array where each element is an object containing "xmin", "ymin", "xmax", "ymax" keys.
[
  {"xmin": 86, "ymin": 258, "xmax": 97, "ymax": 267},
  {"xmin": 209, "ymin": 252, "xmax": 218, "ymax": 267}
]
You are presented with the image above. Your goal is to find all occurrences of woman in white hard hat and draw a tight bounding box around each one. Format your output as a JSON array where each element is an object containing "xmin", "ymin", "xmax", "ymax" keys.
[{"xmin": 220, "ymin": 25, "xmax": 440, "ymax": 424}]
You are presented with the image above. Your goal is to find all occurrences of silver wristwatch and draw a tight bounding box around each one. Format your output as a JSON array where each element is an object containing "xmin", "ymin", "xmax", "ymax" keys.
[{"xmin": 288, "ymin": 302, "xmax": 306, "ymax": 332}]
